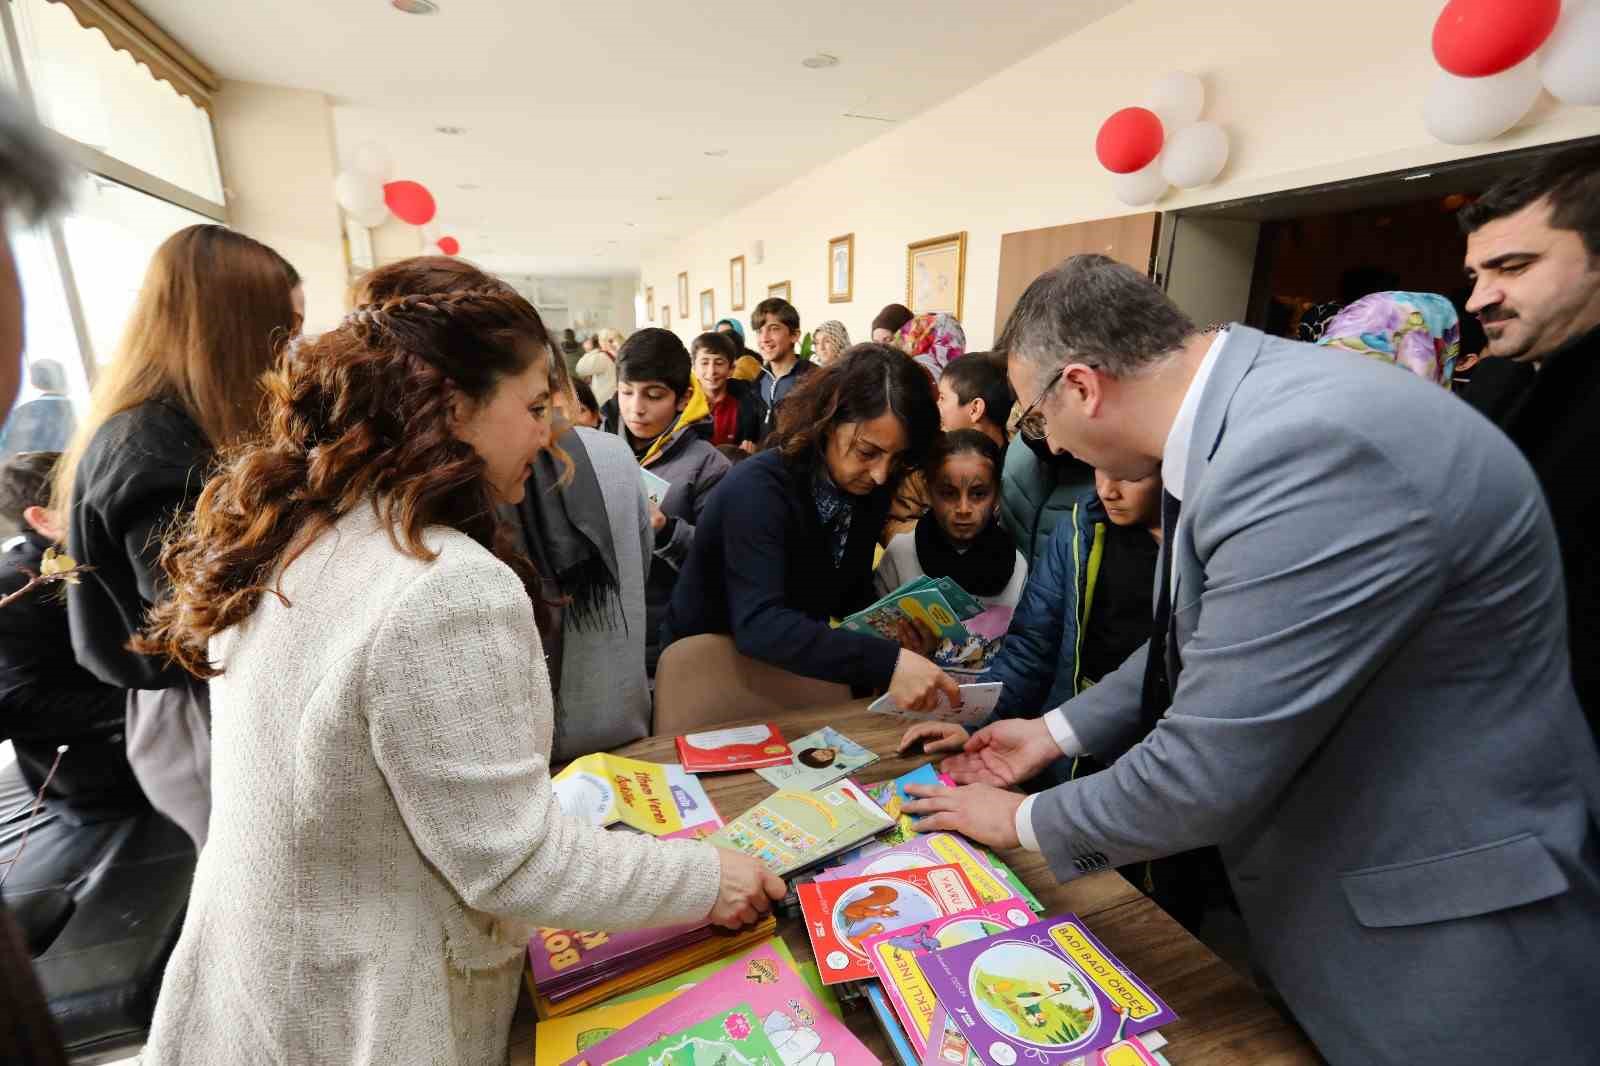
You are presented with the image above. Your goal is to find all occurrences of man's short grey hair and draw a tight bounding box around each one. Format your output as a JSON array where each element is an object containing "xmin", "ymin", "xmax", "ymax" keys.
[
  {"xmin": 0, "ymin": 91, "xmax": 71, "ymax": 223},
  {"xmin": 998, "ymin": 254, "xmax": 1196, "ymax": 379}
]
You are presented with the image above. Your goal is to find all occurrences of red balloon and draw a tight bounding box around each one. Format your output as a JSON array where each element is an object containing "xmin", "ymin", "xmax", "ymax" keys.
[
  {"xmin": 436, "ymin": 236, "xmax": 460, "ymax": 256},
  {"xmin": 383, "ymin": 180, "xmax": 437, "ymax": 226},
  {"xmin": 1432, "ymin": 0, "xmax": 1560, "ymax": 77},
  {"xmin": 1095, "ymin": 107, "xmax": 1165, "ymax": 174}
]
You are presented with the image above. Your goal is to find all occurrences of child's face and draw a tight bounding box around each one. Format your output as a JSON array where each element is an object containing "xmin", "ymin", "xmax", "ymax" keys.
[
  {"xmin": 617, "ymin": 378, "xmax": 686, "ymax": 442},
  {"xmin": 929, "ymin": 452, "xmax": 998, "ymax": 544},
  {"xmin": 692, "ymin": 348, "xmax": 732, "ymax": 396},
  {"xmin": 1094, "ymin": 469, "xmax": 1162, "ymax": 528},
  {"xmin": 936, "ymin": 379, "xmax": 977, "ymax": 432},
  {"xmin": 756, "ymin": 319, "xmax": 799, "ymax": 362}
]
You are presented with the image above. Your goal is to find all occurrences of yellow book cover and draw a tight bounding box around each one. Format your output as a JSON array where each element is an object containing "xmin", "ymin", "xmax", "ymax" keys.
[
  {"xmin": 552, "ymin": 753, "xmax": 683, "ymax": 836},
  {"xmin": 533, "ymin": 991, "xmax": 676, "ymax": 1063}
]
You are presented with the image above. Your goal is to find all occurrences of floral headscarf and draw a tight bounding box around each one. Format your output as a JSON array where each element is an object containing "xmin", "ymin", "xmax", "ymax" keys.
[
  {"xmin": 1316, "ymin": 291, "xmax": 1460, "ymax": 388},
  {"xmin": 896, "ymin": 313, "xmax": 966, "ymax": 378}
]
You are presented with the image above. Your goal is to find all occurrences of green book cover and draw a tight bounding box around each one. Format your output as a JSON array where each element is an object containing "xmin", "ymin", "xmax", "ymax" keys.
[
  {"xmin": 608, "ymin": 1005, "xmax": 782, "ymax": 1065},
  {"xmin": 707, "ymin": 781, "xmax": 892, "ymax": 876}
]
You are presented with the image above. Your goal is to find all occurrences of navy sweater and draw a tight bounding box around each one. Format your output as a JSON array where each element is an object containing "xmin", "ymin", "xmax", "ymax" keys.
[{"xmin": 661, "ymin": 449, "xmax": 901, "ymax": 691}]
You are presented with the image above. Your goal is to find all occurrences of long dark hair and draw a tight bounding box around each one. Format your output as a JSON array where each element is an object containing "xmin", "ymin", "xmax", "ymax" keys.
[
  {"xmin": 771, "ymin": 342, "xmax": 940, "ymax": 483},
  {"xmin": 135, "ymin": 288, "xmax": 556, "ymax": 678}
]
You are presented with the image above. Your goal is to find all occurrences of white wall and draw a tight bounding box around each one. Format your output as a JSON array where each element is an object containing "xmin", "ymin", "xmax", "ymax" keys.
[
  {"xmin": 642, "ymin": 0, "xmax": 1600, "ymax": 352},
  {"xmin": 500, "ymin": 274, "xmax": 638, "ymax": 338},
  {"xmin": 213, "ymin": 80, "xmax": 347, "ymax": 332}
]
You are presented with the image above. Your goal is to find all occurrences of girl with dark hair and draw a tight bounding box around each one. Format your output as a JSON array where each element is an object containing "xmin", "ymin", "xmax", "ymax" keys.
[
  {"xmin": 661, "ymin": 343, "xmax": 958, "ymax": 708},
  {"xmin": 132, "ymin": 288, "xmax": 783, "ymax": 1064},
  {"xmin": 876, "ymin": 430, "xmax": 1027, "ymax": 612},
  {"xmin": 57, "ymin": 223, "xmax": 301, "ymax": 847}
]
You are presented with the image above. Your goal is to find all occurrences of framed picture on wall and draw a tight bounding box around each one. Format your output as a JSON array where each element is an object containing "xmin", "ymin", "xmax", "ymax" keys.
[
  {"xmin": 646, "ymin": 286, "xmax": 655, "ymax": 320},
  {"xmin": 660, "ymin": 302, "xmax": 671, "ymax": 328},
  {"xmin": 730, "ymin": 255, "xmax": 746, "ymax": 311},
  {"xmin": 700, "ymin": 288, "xmax": 715, "ymax": 329},
  {"xmin": 677, "ymin": 272, "xmax": 690, "ymax": 317},
  {"xmin": 827, "ymin": 233, "xmax": 854, "ymax": 303},
  {"xmin": 767, "ymin": 280, "xmax": 792, "ymax": 303},
  {"xmin": 906, "ymin": 231, "xmax": 968, "ymax": 319}
]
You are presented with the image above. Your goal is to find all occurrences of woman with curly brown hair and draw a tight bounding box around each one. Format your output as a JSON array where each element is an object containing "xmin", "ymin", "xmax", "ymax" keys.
[
  {"xmin": 133, "ymin": 287, "xmax": 783, "ymax": 1064},
  {"xmin": 661, "ymin": 342, "xmax": 959, "ymax": 709}
]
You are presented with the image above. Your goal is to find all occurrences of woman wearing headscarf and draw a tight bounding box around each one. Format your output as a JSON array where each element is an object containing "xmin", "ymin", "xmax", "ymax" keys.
[
  {"xmin": 812, "ymin": 321, "xmax": 851, "ymax": 367},
  {"xmin": 896, "ymin": 313, "xmax": 967, "ymax": 379},
  {"xmin": 871, "ymin": 303, "xmax": 915, "ymax": 344},
  {"xmin": 1315, "ymin": 291, "xmax": 1461, "ymax": 388}
]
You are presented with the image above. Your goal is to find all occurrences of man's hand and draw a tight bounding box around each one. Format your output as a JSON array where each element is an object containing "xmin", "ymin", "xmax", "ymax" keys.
[
  {"xmin": 940, "ymin": 717, "xmax": 1060, "ymax": 788},
  {"xmin": 901, "ymin": 782, "xmax": 1023, "ymax": 850}
]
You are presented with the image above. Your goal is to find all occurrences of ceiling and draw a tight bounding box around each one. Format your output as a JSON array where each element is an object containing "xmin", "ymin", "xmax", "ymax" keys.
[{"xmin": 141, "ymin": 0, "xmax": 1127, "ymax": 277}]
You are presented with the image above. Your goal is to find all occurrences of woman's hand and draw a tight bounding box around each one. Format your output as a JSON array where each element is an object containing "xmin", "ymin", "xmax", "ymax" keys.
[
  {"xmin": 888, "ymin": 650, "xmax": 961, "ymax": 713},
  {"xmin": 898, "ymin": 721, "xmax": 969, "ymax": 756},
  {"xmin": 648, "ymin": 501, "xmax": 667, "ymax": 532},
  {"xmin": 893, "ymin": 616, "xmax": 939, "ymax": 656},
  {"xmin": 707, "ymin": 849, "xmax": 787, "ymax": 930}
]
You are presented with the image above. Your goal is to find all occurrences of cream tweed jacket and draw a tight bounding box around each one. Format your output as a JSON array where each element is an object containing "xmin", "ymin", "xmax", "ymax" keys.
[{"xmin": 142, "ymin": 503, "xmax": 720, "ymax": 1065}]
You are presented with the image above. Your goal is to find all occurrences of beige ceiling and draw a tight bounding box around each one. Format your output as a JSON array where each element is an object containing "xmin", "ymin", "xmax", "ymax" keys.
[{"xmin": 141, "ymin": 0, "xmax": 1128, "ymax": 276}]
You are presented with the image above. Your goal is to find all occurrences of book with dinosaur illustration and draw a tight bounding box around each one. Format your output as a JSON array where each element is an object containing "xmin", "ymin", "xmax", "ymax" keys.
[
  {"xmin": 839, "ymin": 576, "xmax": 975, "ymax": 646},
  {"xmin": 797, "ymin": 863, "xmax": 983, "ymax": 984},
  {"xmin": 833, "ymin": 764, "xmax": 1044, "ymax": 914},
  {"xmin": 552, "ymin": 753, "xmax": 684, "ymax": 835},
  {"xmin": 862, "ymin": 897, "xmax": 1038, "ymax": 1057},
  {"xmin": 564, "ymin": 942, "xmax": 876, "ymax": 1066},
  {"xmin": 707, "ymin": 779, "xmax": 894, "ymax": 876},
  {"xmin": 917, "ymin": 913, "xmax": 1177, "ymax": 1065},
  {"xmin": 604, "ymin": 1005, "xmax": 782, "ymax": 1066},
  {"xmin": 754, "ymin": 725, "xmax": 878, "ymax": 790},
  {"xmin": 675, "ymin": 722, "xmax": 793, "ymax": 773},
  {"xmin": 607, "ymin": 936, "xmax": 843, "ymax": 1021}
]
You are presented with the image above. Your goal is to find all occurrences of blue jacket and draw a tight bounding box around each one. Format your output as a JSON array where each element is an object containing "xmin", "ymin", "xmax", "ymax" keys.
[
  {"xmin": 998, "ymin": 439, "xmax": 1097, "ymax": 574},
  {"xmin": 984, "ymin": 495, "xmax": 1106, "ymax": 719}
]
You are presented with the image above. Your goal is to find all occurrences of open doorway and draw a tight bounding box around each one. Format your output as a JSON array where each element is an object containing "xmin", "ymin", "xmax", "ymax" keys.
[{"xmin": 1158, "ymin": 135, "xmax": 1600, "ymax": 388}]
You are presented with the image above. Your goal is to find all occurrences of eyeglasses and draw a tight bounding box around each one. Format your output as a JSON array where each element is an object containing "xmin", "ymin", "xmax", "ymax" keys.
[{"xmin": 1015, "ymin": 366, "xmax": 1065, "ymax": 442}]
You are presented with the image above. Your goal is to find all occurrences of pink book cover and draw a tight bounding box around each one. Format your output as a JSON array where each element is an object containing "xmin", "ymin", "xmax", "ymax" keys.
[
  {"xmin": 862, "ymin": 897, "xmax": 1037, "ymax": 1057},
  {"xmin": 562, "ymin": 943, "xmax": 877, "ymax": 1066},
  {"xmin": 528, "ymin": 819, "xmax": 720, "ymax": 994}
]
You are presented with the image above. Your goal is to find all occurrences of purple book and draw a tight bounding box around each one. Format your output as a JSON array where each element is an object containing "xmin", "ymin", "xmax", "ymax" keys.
[{"xmin": 917, "ymin": 913, "xmax": 1177, "ymax": 1065}]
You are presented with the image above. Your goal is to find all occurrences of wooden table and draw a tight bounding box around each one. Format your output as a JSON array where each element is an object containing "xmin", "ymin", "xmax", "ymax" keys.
[{"xmin": 512, "ymin": 702, "xmax": 1322, "ymax": 1065}]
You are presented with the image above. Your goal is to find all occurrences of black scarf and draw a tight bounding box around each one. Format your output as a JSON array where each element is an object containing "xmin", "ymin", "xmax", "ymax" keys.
[
  {"xmin": 503, "ymin": 426, "xmax": 623, "ymax": 633},
  {"xmin": 913, "ymin": 515, "xmax": 1017, "ymax": 598}
]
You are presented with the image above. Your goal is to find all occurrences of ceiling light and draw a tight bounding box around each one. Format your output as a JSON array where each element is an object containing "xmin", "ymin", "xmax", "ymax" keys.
[
  {"xmin": 801, "ymin": 53, "xmax": 839, "ymax": 70},
  {"xmin": 703, "ymin": 149, "xmax": 729, "ymax": 158},
  {"xmin": 391, "ymin": 0, "xmax": 438, "ymax": 14},
  {"xmin": 435, "ymin": 125, "xmax": 466, "ymax": 135}
]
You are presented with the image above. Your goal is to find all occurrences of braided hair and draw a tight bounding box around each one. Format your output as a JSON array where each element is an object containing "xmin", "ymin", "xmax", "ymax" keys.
[{"xmin": 136, "ymin": 286, "xmax": 558, "ymax": 678}]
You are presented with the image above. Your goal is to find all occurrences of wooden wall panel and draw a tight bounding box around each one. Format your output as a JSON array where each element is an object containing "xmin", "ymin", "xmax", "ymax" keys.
[{"xmin": 993, "ymin": 213, "xmax": 1160, "ymax": 340}]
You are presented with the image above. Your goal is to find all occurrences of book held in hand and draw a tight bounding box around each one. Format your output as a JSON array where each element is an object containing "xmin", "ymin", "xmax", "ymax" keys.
[
  {"xmin": 798, "ymin": 863, "xmax": 984, "ymax": 984},
  {"xmin": 869, "ymin": 681, "xmax": 1002, "ymax": 727},
  {"xmin": 675, "ymin": 722, "xmax": 792, "ymax": 773},
  {"xmin": 917, "ymin": 912, "xmax": 1177, "ymax": 1064},
  {"xmin": 840, "ymin": 575, "xmax": 979, "ymax": 646},
  {"xmin": 639, "ymin": 467, "xmax": 671, "ymax": 506},
  {"xmin": 754, "ymin": 725, "xmax": 877, "ymax": 789}
]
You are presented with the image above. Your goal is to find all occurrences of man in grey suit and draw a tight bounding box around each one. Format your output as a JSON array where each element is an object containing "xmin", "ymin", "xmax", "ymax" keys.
[{"xmin": 903, "ymin": 255, "xmax": 1600, "ymax": 1064}]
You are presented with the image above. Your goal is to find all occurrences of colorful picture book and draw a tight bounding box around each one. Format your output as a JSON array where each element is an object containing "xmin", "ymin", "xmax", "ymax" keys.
[
  {"xmin": 639, "ymin": 467, "xmax": 671, "ymax": 507},
  {"xmin": 917, "ymin": 913, "xmax": 1178, "ymax": 1064},
  {"xmin": 664, "ymin": 764, "xmax": 718, "ymax": 826},
  {"xmin": 754, "ymin": 726, "xmax": 878, "ymax": 789},
  {"xmin": 839, "ymin": 576, "xmax": 980, "ymax": 646},
  {"xmin": 922, "ymin": 1005, "xmax": 980, "ymax": 1066},
  {"xmin": 866, "ymin": 980, "xmax": 921, "ymax": 1066},
  {"xmin": 606, "ymin": 1005, "xmax": 782, "ymax": 1066},
  {"xmin": 707, "ymin": 779, "xmax": 894, "ymax": 876},
  {"xmin": 552, "ymin": 753, "xmax": 684, "ymax": 835},
  {"xmin": 566, "ymin": 942, "xmax": 876, "ymax": 1066},
  {"xmin": 835, "ymin": 763, "xmax": 1043, "ymax": 914},
  {"xmin": 818, "ymin": 833, "xmax": 1020, "ymax": 909},
  {"xmin": 862, "ymin": 898, "xmax": 1037, "ymax": 1056},
  {"xmin": 798, "ymin": 863, "xmax": 984, "ymax": 984},
  {"xmin": 534, "ymin": 991, "xmax": 677, "ymax": 1064},
  {"xmin": 868, "ymin": 681, "xmax": 1002, "ymax": 727},
  {"xmin": 532, "ymin": 917, "xmax": 778, "ymax": 1019},
  {"xmin": 933, "ymin": 604, "xmax": 1013, "ymax": 677},
  {"xmin": 607, "ymin": 936, "xmax": 844, "ymax": 1021},
  {"xmin": 921, "ymin": 1006, "xmax": 1170, "ymax": 1066},
  {"xmin": 675, "ymin": 722, "xmax": 792, "ymax": 773}
]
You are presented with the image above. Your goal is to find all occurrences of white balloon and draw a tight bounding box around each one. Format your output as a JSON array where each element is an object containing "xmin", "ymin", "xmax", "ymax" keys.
[
  {"xmin": 1541, "ymin": 0, "xmax": 1600, "ymax": 106},
  {"xmin": 1423, "ymin": 58, "xmax": 1543, "ymax": 145},
  {"xmin": 347, "ymin": 201, "xmax": 390, "ymax": 229},
  {"xmin": 1111, "ymin": 157, "xmax": 1167, "ymax": 206},
  {"xmin": 1161, "ymin": 122, "xmax": 1230, "ymax": 188},
  {"xmin": 1145, "ymin": 71, "xmax": 1205, "ymax": 130},
  {"xmin": 348, "ymin": 142, "xmax": 393, "ymax": 182},
  {"xmin": 334, "ymin": 170, "xmax": 384, "ymax": 215}
]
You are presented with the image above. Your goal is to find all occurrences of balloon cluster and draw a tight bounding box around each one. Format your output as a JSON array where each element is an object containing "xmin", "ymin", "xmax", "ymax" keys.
[
  {"xmin": 332, "ymin": 144, "xmax": 460, "ymax": 256},
  {"xmin": 1424, "ymin": 0, "xmax": 1600, "ymax": 145},
  {"xmin": 1095, "ymin": 73, "xmax": 1230, "ymax": 207}
]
